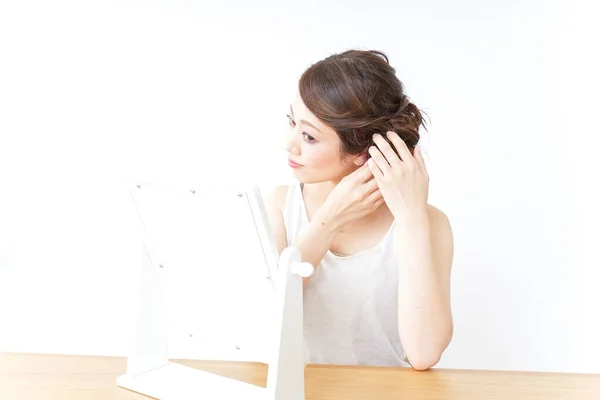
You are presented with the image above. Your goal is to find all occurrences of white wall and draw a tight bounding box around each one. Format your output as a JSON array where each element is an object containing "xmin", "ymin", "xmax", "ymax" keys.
[{"xmin": 1, "ymin": 0, "xmax": 598, "ymax": 374}]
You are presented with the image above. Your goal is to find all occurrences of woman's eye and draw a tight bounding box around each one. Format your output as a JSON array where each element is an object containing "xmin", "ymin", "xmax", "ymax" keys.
[
  {"xmin": 303, "ymin": 133, "xmax": 316, "ymax": 143},
  {"xmin": 287, "ymin": 113, "xmax": 316, "ymax": 143},
  {"xmin": 286, "ymin": 113, "xmax": 295, "ymax": 126}
]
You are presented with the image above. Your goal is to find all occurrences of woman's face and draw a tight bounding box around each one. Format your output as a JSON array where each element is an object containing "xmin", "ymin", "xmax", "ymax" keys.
[{"xmin": 285, "ymin": 92, "xmax": 364, "ymax": 184}]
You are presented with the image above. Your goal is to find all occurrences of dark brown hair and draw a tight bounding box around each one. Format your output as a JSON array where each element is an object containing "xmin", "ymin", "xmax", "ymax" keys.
[{"xmin": 298, "ymin": 49, "xmax": 428, "ymax": 160}]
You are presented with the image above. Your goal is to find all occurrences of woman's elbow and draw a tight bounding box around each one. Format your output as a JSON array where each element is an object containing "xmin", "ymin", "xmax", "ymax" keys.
[{"xmin": 408, "ymin": 354, "xmax": 441, "ymax": 371}]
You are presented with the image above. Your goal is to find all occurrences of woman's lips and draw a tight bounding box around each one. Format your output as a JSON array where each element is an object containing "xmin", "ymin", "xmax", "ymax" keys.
[{"xmin": 288, "ymin": 159, "xmax": 303, "ymax": 168}]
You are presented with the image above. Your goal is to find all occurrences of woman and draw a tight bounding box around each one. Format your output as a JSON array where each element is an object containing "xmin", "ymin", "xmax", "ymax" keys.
[{"xmin": 266, "ymin": 50, "xmax": 454, "ymax": 370}]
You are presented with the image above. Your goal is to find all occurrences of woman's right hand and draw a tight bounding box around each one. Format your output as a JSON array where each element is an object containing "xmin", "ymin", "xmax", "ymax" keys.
[{"xmin": 318, "ymin": 163, "xmax": 384, "ymax": 232}]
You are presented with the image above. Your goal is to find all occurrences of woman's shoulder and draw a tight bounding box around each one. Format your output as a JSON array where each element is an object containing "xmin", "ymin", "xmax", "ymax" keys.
[
  {"xmin": 424, "ymin": 203, "xmax": 452, "ymax": 232},
  {"xmin": 265, "ymin": 183, "xmax": 300, "ymax": 219},
  {"xmin": 424, "ymin": 203, "xmax": 454, "ymax": 268},
  {"xmin": 426, "ymin": 203, "xmax": 449, "ymax": 223},
  {"xmin": 264, "ymin": 185, "xmax": 294, "ymax": 255},
  {"xmin": 265, "ymin": 184, "xmax": 293, "ymax": 213}
]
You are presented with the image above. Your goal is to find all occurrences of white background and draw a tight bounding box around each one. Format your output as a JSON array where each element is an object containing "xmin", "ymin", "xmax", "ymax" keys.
[{"xmin": 1, "ymin": 0, "xmax": 599, "ymax": 374}]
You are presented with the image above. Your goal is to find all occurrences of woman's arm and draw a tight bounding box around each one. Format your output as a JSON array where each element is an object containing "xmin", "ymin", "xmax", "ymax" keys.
[
  {"xmin": 365, "ymin": 132, "xmax": 454, "ymax": 370},
  {"xmin": 292, "ymin": 206, "xmax": 340, "ymax": 283},
  {"xmin": 396, "ymin": 205, "xmax": 454, "ymax": 370},
  {"xmin": 265, "ymin": 185, "xmax": 340, "ymax": 287}
]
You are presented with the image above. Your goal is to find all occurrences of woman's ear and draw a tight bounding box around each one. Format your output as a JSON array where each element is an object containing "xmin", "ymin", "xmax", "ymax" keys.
[{"xmin": 353, "ymin": 152, "xmax": 368, "ymax": 166}]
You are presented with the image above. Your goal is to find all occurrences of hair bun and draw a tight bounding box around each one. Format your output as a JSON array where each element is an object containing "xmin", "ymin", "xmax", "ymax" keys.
[
  {"xmin": 393, "ymin": 94, "xmax": 411, "ymax": 116},
  {"xmin": 388, "ymin": 97, "xmax": 425, "ymax": 150}
]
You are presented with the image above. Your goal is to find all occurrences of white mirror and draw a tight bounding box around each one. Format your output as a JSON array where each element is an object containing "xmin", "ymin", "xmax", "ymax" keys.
[
  {"xmin": 126, "ymin": 182, "xmax": 277, "ymax": 363},
  {"xmin": 117, "ymin": 182, "xmax": 308, "ymax": 399}
]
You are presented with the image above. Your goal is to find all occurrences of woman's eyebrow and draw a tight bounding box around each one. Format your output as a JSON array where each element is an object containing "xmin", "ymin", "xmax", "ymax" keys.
[{"xmin": 290, "ymin": 105, "xmax": 322, "ymax": 134}]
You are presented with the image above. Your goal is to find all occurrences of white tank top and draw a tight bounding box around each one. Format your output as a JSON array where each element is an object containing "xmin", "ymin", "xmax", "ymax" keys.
[{"xmin": 282, "ymin": 182, "xmax": 410, "ymax": 367}]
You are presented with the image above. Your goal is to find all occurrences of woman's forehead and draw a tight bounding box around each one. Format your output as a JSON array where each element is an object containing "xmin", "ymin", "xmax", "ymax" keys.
[{"xmin": 291, "ymin": 95, "xmax": 336, "ymax": 139}]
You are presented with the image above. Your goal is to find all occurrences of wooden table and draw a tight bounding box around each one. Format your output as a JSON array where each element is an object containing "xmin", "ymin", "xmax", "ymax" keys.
[{"xmin": 1, "ymin": 352, "xmax": 599, "ymax": 399}]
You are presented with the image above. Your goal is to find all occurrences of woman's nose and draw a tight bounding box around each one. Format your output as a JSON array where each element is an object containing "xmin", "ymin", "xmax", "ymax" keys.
[{"xmin": 285, "ymin": 131, "xmax": 300, "ymax": 155}]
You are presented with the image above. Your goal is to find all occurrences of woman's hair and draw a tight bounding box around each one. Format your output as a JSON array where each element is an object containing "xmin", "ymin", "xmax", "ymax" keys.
[{"xmin": 298, "ymin": 49, "xmax": 428, "ymax": 159}]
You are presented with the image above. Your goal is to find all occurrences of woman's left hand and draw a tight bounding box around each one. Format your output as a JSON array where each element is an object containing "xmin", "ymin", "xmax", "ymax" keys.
[{"xmin": 367, "ymin": 131, "xmax": 429, "ymax": 219}]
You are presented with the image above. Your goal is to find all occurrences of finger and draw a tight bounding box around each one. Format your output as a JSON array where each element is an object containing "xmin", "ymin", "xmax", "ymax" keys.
[
  {"xmin": 368, "ymin": 146, "xmax": 392, "ymax": 176},
  {"xmin": 350, "ymin": 162, "xmax": 374, "ymax": 183},
  {"xmin": 361, "ymin": 176, "xmax": 379, "ymax": 196},
  {"xmin": 365, "ymin": 188, "xmax": 383, "ymax": 204},
  {"xmin": 367, "ymin": 157, "xmax": 384, "ymax": 181},
  {"xmin": 372, "ymin": 197, "xmax": 386, "ymax": 209},
  {"xmin": 372, "ymin": 133, "xmax": 401, "ymax": 167},
  {"xmin": 414, "ymin": 145, "xmax": 428, "ymax": 177},
  {"xmin": 386, "ymin": 131, "xmax": 414, "ymax": 165}
]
